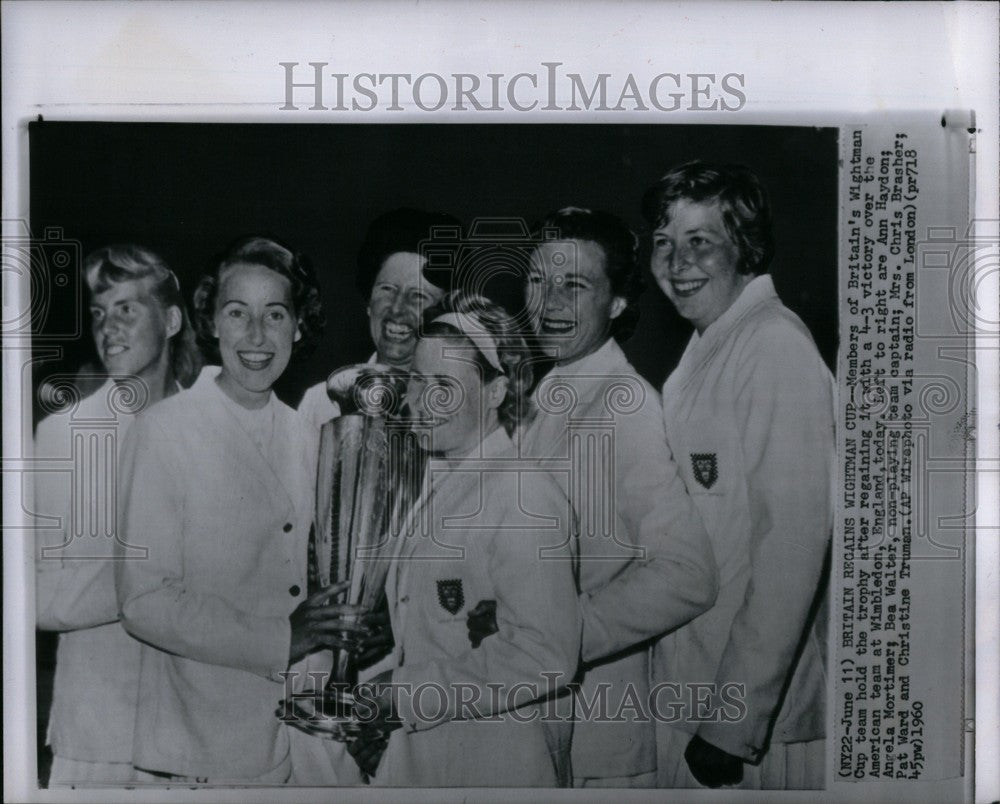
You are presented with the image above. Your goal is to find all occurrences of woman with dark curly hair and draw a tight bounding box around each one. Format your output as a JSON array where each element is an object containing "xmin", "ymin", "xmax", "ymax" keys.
[
  {"xmin": 345, "ymin": 290, "xmax": 580, "ymax": 787},
  {"xmin": 298, "ymin": 207, "xmax": 456, "ymax": 430},
  {"xmin": 191, "ymin": 235, "xmax": 325, "ymax": 371},
  {"xmin": 474, "ymin": 207, "xmax": 718, "ymax": 789},
  {"xmin": 114, "ymin": 236, "xmax": 350, "ymax": 783}
]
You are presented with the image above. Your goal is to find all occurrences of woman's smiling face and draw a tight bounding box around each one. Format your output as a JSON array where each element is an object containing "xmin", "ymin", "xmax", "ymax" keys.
[
  {"xmin": 367, "ymin": 252, "xmax": 444, "ymax": 368},
  {"xmin": 213, "ymin": 261, "xmax": 300, "ymax": 408},
  {"xmin": 651, "ymin": 198, "xmax": 751, "ymax": 334},
  {"xmin": 405, "ymin": 336, "xmax": 500, "ymax": 458},
  {"xmin": 526, "ymin": 238, "xmax": 624, "ymax": 365},
  {"xmin": 89, "ymin": 275, "xmax": 177, "ymax": 383}
]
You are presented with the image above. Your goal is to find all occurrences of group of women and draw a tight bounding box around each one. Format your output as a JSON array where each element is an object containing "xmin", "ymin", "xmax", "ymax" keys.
[{"xmin": 36, "ymin": 160, "xmax": 834, "ymax": 789}]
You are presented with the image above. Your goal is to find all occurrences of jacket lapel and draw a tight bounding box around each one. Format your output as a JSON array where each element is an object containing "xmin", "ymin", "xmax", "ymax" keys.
[{"xmin": 664, "ymin": 276, "xmax": 780, "ymax": 403}]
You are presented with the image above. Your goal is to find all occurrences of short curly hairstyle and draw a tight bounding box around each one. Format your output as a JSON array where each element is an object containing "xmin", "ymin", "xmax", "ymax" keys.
[
  {"xmin": 84, "ymin": 244, "xmax": 202, "ymax": 387},
  {"xmin": 641, "ymin": 160, "xmax": 775, "ymax": 276},
  {"xmin": 192, "ymin": 235, "xmax": 324, "ymax": 363},
  {"xmin": 420, "ymin": 290, "xmax": 534, "ymax": 436},
  {"xmin": 530, "ymin": 207, "xmax": 644, "ymax": 342},
  {"xmin": 356, "ymin": 208, "xmax": 461, "ymax": 299}
]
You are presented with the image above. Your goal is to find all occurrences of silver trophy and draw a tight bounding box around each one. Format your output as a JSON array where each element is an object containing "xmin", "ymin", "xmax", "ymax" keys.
[{"xmin": 284, "ymin": 364, "xmax": 423, "ymax": 741}]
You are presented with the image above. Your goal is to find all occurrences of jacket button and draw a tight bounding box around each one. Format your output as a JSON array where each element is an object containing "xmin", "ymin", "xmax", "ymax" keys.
[
  {"xmin": 283, "ymin": 523, "xmax": 293, "ymax": 533},
  {"xmin": 289, "ymin": 585, "xmax": 301, "ymax": 597}
]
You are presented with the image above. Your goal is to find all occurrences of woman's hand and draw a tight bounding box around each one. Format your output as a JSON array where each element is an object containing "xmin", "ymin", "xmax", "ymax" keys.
[
  {"xmin": 288, "ymin": 581, "xmax": 370, "ymax": 665},
  {"xmin": 346, "ymin": 722, "xmax": 391, "ymax": 779},
  {"xmin": 684, "ymin": 734, "xmax": 744, "ymax": 788},
  {"xmin": 351, "ymin": 602, "xmax": 394, "ymax": 668}
]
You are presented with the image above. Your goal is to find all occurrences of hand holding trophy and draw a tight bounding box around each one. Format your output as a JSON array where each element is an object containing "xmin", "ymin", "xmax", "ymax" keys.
[
  {"xmin": 287, "ymin": 580, "xmax": 367, "ymax": 665},
  {"xmin": 281, "ymin": 364, "xmax": 420, "ymax": 741}
]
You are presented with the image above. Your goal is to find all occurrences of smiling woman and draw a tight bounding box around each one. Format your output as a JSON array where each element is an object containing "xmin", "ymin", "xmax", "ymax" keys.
[
  {"xmin": 348, "ymin": 291, "xmax": 580, "ymax": 787},
  {"xmin": 645, "ymin": 162, "xmax": 774, "ymax": 334},
  {"xmin": 642, "ymin": 162, "xmax": 832, "ymax": 790},
  {"xmin": 86, "ymin": 244, "xmax": 201, "ymax": 392},
  {"xmin": 526, "ymin": 207, "xmax": 642, "ymax": 366},
  {"xmin": 35, "ymin": 244, "xmax": 200, "ymax": 786},
  {"xmin": 113, "ymin": 236, "xmax": 341, "ymax": 783},
  {"xmin": 355, "ymin": 209, "xmax": 460, "ymax": 369},
  {"xmin": 517, "ymin": 207, "xmax": 717, "ymax": 788},
  {"xmin": 215, "ymin": 262, "xmax": 299, "ymax": 404},
  {"xmin": 192, "ymin": 236, "xmax": 325, "ymax": 403},
  {"xmin": 297, "ymin": 208, "xmax": 458, "ymax": 431}
]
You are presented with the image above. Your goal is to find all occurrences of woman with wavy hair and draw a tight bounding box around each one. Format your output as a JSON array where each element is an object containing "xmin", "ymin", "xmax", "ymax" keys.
[
  {"xmin": 644, "ymin": 161, "xmax": 833, "ymax": 790},
  {"xmin": 35, "ymin": 244, "xmax": 200, "ymax": 784},
  {"xmin": 114, "ymin": 236, "xmax": 352, "ymax": 783},
  {"xmin": 298, "ymin": 207, "xmax": 457, "ymax": 429},
  {"xmin": 468, "ymin": 207, "xmax": 718, "ymax": 788},
  {"xmin": 345, "ymin": 290, "xmax": 581, "ymax": 787}
]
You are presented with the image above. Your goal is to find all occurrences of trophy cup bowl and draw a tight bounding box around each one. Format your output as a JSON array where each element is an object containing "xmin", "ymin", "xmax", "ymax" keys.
[{"xmin": 282, "ymin": 364, "xmax": 421, "ymax": 741}]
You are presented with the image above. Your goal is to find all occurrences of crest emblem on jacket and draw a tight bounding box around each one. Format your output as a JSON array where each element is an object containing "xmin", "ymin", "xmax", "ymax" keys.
[
  {"xmin": 436, "ymin": 578, "xmax": 465, "ymax": 614},
  {"xmin": 691, "ymin": 453, "xmax": 718, "ymax": 489}
]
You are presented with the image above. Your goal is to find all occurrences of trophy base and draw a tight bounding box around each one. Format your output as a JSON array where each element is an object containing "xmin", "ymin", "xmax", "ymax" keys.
[{"xmin": 280, "ymin": 686, "xmax": 362, "ymax": 742}]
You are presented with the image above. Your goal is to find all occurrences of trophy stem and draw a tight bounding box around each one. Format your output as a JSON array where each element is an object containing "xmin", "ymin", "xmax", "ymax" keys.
[{"xmin": 329, "ymin": 643, "xmax": 358, "ymax": 690}]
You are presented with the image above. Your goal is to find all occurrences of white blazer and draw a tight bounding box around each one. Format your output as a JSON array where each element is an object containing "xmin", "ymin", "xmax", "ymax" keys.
[
  {"xmin": 115, "ymin": 367, "xmax": 316, "ymax": 779},
  {"xmin": 34, "ymin": 381, "xmax": 141, "ymax": 762},
  {"xmin": 518, "ymin": 338, "xmax": 718, "ymax": 779},
  {"xmin": 377, "ymin": 427, "xmax": 581, "ymax": 787},
  {"xmin": 657, "ymin": 275, "xmax": 834, "ymax": 763}
]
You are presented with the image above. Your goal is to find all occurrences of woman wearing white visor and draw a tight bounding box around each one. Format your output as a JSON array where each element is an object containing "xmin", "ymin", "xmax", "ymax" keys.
[{"xmin": 346, "ymin": 291, "xmax": 581, "ymax": 787}]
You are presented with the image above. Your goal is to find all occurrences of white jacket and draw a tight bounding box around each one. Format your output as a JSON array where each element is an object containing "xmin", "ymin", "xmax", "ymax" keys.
[
  {"xmin": 115, "ymin": 367, "xmax": 316, "ymax": 779},
  {"xmin": 657, "ymin": 275, "xmax": 834, "ymax": 763},
  {"xmin": 519, "ymin": 339, "xmax": 718, "ymax": 779},
  {"xmin": 378, "ymin": 427, "xmax": 581, "ymax": 787},
  {"xmin": 34, "ymin": 381, "xmax": 142, "ymax": 762}
]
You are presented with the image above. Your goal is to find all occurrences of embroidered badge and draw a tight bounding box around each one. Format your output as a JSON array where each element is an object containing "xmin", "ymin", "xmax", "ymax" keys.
[
  {"xmin": 436, "ymin": 579, "xmax": 465, "ymax": 615},
  {"xmin": 691, "ymin": 453, "xmax": 718, "ymax": 489}
]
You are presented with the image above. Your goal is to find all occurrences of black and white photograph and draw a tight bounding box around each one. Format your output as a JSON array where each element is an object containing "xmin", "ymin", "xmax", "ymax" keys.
[
  {"xmin": 2, "ymin": 2, "xmax": 996, "ymax": 802},
  {"xmin": 26, "ymin": 121, "xmax": 839, "ymax": 790}
]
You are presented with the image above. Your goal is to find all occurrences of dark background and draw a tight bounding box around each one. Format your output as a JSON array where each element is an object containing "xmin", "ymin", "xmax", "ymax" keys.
[
  {"xmin": 30, "ymin": 122, "xmax": 838, "ymax": 784},
  {"xmin": 30, "ymin": 122, "xmax": 839, "ymax": 406}
]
